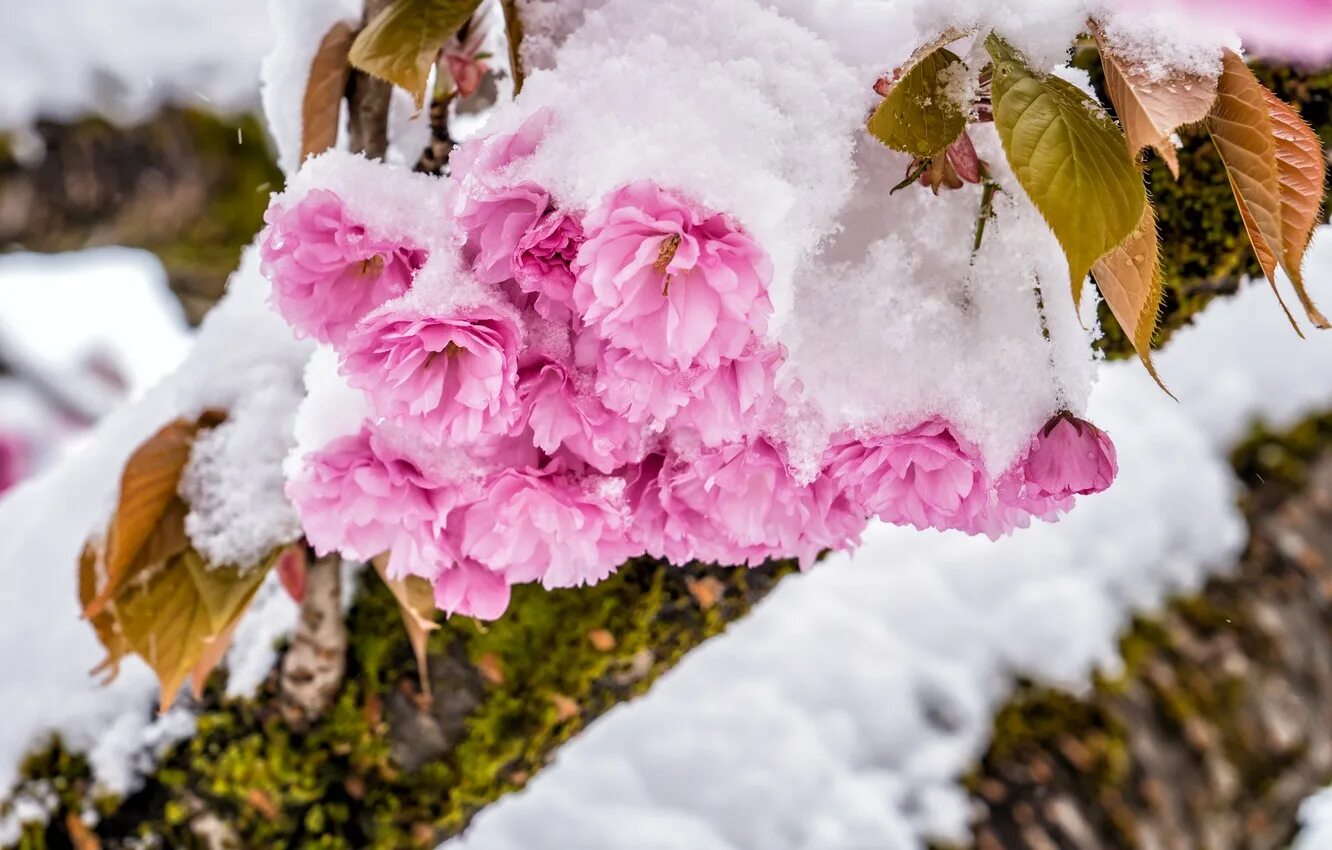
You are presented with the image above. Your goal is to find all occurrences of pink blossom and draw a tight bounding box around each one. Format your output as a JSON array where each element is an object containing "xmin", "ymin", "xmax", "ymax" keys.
[
  {"xmin": 449, "ymin": 111, "xmax": 553, "ymax": 284},
  {"xmin": 1138, "ymin": 0, "xmax": 1332, "ymax": 60},
  {"xmin": 456, "ymin": 466, "xmax": 637, "ymax": 589},
  {"xmin": 975, "ymin": 467, "xmax": 1074, "ymax": 540},
  {"xmin": 515, "ymin": 355, "xmax": 642, "ymax": 474},
  {"xmin": 595, "ymin": 345, "xmax": 698, "ymax": 424},
  {"xmin": 1022, "ymin": 412, "xmax": 1118, "ymax": 499},
  {"xmin": 573, "ymin": 181, "xmax": 774, "ymax": 371},
  {"xmin": 673, "ymin": 342, "xmax": 782, "ymax": 446},
  {"xmin": 432, "ymin": 558, "xmax": 512, "ymax": 620},
  {"xmin": 0, "ymin": 433, "xmax": 27, "ymax": 495},
  {"xmin": 342, "ymin": 303, "xmax": 522, "ymax": 444},
  {"xmin": 825, "ymin": 421, "xmax": 988, "ymax": 534},
  {"xmin": 514, "ymin": 209, "xmax": 584, "ymax": 321},
  {"xmin": 260, "ymin": 189, "xmax": 425, "ymax": 346},
  {"xmin": 286, "ymin": 427, "xmax": 449, "ymax": 563},
  {"xmin": 650, "ymin": 441, "xmax": 863, "ymax": 568}
]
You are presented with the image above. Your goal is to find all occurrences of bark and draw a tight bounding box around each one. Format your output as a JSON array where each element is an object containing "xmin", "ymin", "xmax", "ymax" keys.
[
  {"xmin": 279, "ymin": 555, "xmax": 349, "ymax": 729},
  {"xmin": 960, "ymin": 429, "xmax": 1332, "ymax": 850}
]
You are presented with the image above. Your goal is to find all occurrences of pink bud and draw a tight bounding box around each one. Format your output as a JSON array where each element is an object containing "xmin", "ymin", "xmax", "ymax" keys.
[{"xmin": 1023, "ymin": 412, "xmax": 1118, "ymax": 499}]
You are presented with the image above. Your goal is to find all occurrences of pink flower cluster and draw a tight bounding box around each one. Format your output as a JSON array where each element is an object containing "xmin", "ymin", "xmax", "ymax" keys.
[{"xmin": 265, "ymin": 115, "xmax": 1119, "ymax": 621}]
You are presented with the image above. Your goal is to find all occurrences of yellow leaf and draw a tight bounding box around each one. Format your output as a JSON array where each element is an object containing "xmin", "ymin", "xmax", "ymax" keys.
[
  {"xmin": 116, "ymin": 548, "xmax": 272, "ymax": 712},
  {"xmin": 1091, "ymin": 205, "xmax": 1172, "ymax": 394},
  {"xmin": 1207, "ymin": 49, "xmax": 1302, "ymax": 333},
  {"xmin": 301, "ymin": 21, "xmax": 356, "ymax": 162},
  {"xmin": 1093, "ymin": 24, "xmax": 1218, "ymax": 178},
  {"xmin": 84, "ymin": 411, "xmax": 225, "ymax": 619},
  {"xmin": 1263, "ymin": 86, "xmax": 1330, "ymax": 328},
  {"xmin": 868, "ymin": 45, "xmax": 969, "ymax": 158},
  {"xmin": 986, "ymin": 35, "xmax": 1146, "ymax": 304},
  {"xmin": 372, "ymin": 555, "xmax": 438, "ymax": 697},
  {"xmin": 348, "ymin": 0, "xmax": 484, "ymax": 108}
]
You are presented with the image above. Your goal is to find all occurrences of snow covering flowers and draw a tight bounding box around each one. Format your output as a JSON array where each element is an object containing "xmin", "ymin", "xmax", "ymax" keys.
[
  {"xmin": 270, "ymin": 21, "xmax": 1122, "ymax": 620},
  {"xmin": 260, "ymin": 188, "xmax": 426, "ymax": 346}
]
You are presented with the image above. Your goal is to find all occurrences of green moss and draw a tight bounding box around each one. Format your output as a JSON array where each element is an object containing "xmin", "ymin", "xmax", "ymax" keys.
[{"xmin": 9, "ymin": 558, "xmax": 791, "ymax": 848}]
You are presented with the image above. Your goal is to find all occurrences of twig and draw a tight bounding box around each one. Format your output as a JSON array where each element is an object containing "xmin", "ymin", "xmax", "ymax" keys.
[
  {"xmin": 415, "ymin": 58, "xmax": 456, "ymax": 174},
  {"xmin": 346, "ymin": 0, "xmax": 395, "ymax": 158},
  {"xmin": 279, "ymin": 554, "xmax": 347, "ymax": 729},
  {"xmin": 890, "ymin": 159, "xmax": 930, "ymax": 194},
  {"xmin": 971, "ymin": 178, "xmax": 1000, "ymax": 254},
  {"xmin": 500, "ymin": 0, "xmax": 526, "ymax": 96}
]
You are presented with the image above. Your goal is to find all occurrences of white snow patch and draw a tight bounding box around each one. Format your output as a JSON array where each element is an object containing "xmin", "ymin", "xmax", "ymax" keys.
[{"xmin": 1295, "ymin": 786, "xmax": 1332, "ymax": 850}]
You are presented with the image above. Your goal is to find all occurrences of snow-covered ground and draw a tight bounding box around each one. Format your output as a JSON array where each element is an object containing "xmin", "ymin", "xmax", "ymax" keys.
[{"xmin": 1296, "ymin": 787, "xmax": 1332, "ymax": 850}]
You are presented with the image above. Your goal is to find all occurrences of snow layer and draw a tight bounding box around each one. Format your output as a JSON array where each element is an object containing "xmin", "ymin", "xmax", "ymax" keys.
[
  {"xmin": 1296, "ymin": 786, "xmax": 1332, "ymax": 850},
  {"xmin": 0, "ymin": 0, "xmax": 271, "ymax": 130},
  {"xmin": 444, "ymin": 237, "xmax": 1332, "ymax": 850}
]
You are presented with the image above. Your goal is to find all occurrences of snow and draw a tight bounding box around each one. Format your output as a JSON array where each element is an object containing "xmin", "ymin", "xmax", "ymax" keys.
[
  {"xmin": 1296, "ymin": 786, "xmax": 1332, "ymax": 850},
  {"xmin": 0, "ymin": 0, "xmax": 271, "ymax": 130},
  {"xmin": 444, "ymin": 239, "xmax": 1332, "ymax": 850}
]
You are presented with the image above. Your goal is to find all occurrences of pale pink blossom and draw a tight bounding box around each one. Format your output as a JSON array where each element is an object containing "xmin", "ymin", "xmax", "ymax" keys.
[
  {"xmin": 515, "ymin": 355, "xmax": 642, "ymax": 474},
  {"xmin": 514, "ymin": 209, "xmax": 584, "ymax": 321},
  {"xmin": 456, "ymin": 467, "xmax": 637, "ymax": 588},
  {"xmin": 286, "ymin": 427, "xmax": 449, "ymax": 563},
  {"xmin": 975, "ymin": 467, "xmax": 1074, "ymax": 540},
  {"xmin": 432, "ymin": 558, "xmax": 512, "ymax": 620},
  {"xmin": 0, "ymin": 432, "xmax": 27, "ymax": 495},
  {"xmin": 595, "ymin": 345, "xmax": 697, "ymax": 424},
  {"xmin": 1022, "ymin": 412, "xmax": 1118, "ymax": 499},
  {"xmin": 650, "ymin": 441, "xmax": 863, "ymax": 568},
  {"xmin": 260, "ymin": 189, "xmax": 425, "ymax": 346},
  {"xmin": 673, "ymin": 342, "xmax": 782, "ymax": 446},
  {"xmin": 825, "ymin": 421, "xmax": 988, "ymax": 534},
  {"xmin": 573, "ymin": 181, "xmax": 773, "ymax": 371},
  {"xmin": 342, "ymin": 303, "xmax": 522, "ymax": 444},
  {"xmin": 449, "ymin": 111, "xmax": 553, "ymax": 284}
]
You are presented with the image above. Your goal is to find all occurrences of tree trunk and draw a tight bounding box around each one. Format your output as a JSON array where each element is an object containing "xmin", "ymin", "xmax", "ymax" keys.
[{"xmin": 961, "ymin": 419, "xmax": 1332, "ymax": 850}]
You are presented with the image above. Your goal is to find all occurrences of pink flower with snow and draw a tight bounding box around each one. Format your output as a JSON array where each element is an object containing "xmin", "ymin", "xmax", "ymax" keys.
[
  {"xmin": 449, "ymin": 111, "xmax": 554, "ymax": 284},
  {"xmin": 260, "ymin": 188, "xmax": 426, "ymax": 346},
  {"xmin": 1133, "ymin": 0, "xmax": 1332, "ymax": 60},
  {"xmin": 1022, "ymin": 412, "xmax": 1118, "ymax": 499},
  {"xmin": 342, "ymin": 303, "xmax": 522, "ymax": 444},
  {"xmin": 514, "ymin": 209, "xmax": 585, "ymax": 321},
  {"xmin": 825, "ymin": 421, "xmax": 989, "ymax": 535},
  {"xmin": 649, "ymin": 441, "xmax": 864, "ymax": 568},
  {"xmin": 573, "ymin": 181, "xmax": 774, "ymax": 371},
  {"xmin": 432, "ymin": 558, "xmax": 512, "ymax": 620},
  {"xmin": 973, "ymin": 468, "xmax": 1074, "ymax": 540},
  {"xmin": 515, "ymin": 356, "xmax": 643, "ymax": 474},
  {"xmin": 286, "ymin": 427, "xmax": 449, "ymax": 563},
  {"xmin": 673, "ymin": 342, "xmax": 782, "ymax": 446},
  {"xmin": 456, "ymin": 466, "xmax": 637, "ymax": 589}
]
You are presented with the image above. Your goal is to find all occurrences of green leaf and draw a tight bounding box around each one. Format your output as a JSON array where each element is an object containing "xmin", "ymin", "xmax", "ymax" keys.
[
  {"xmin": 985, "ymin": 34, "xmax": 1146, "ymax": 302},
  {"xmin": 868, "ymin": 47, "xmax": 968, "ymax": 158},
  {"xmin": 348, "ymin": 0, "xmax": 484, "ymax": 108}
]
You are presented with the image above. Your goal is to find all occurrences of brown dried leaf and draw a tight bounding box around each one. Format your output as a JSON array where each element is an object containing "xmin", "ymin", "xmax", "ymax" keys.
[
  {"xmin": 245, "ymin": 788, "xmax": 280, "ymax": 820},
  {"xmin": 548, "ymin": 692, "xmax": 579, "ymax": 722},
  {"xmin": 1091, "ymin": 204, "xmax": 1171, "ymax": 394},
  {"xmin": 1094, "ymin": 24, "xmax": 1217, "ymax": 178},
  {"xmin": 476, "ymin": 651, "xmax": 505, "ymax": 685},
  {"xmin": 301, "ymin": 21, "xmax": 355, "ymax": 162},
  {"xmin": 372, "ymin": 554, "xmax": 439, "ymax": 697},
  {"xmin": 587, "ymin": 628, "xmax": 616, "ymax": 652},
  {"xmin": 1263, "ymin": 86, "xmax": 1330, "ymax": 328},
  {"xmin": 85, "ymin": 419, "xmax": 204, "ymax": 618},
  {"xmin": 65, "ymin": 812, "xmax": 101, "ymax": 850},
  {"xmin": 685, "ymin": 575, "xmax": 726, "ymax": 610},
  {"xmin": 116, "ymin": 548, "xmax": 271, "ymax": 712},
  {"xmin": 80, "ymin": 539, "xmax": 126, "ymax": 682},
  {"xmin": 1207, "ymin": 49, "xmax": 1301, "ymax": 333}
]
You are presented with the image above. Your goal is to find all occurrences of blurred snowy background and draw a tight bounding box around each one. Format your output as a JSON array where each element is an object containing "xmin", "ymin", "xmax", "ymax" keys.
[{"xmin": 3, "ymin": 1, "xmax": 1332, "ymax": 848}]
